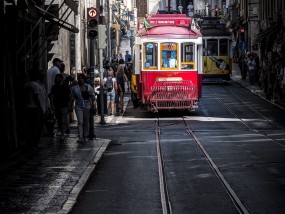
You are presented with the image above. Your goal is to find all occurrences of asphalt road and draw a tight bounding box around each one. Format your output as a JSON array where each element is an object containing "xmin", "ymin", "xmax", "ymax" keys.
[{"xmin": 71, "ymin": 80, "xmax": 285, "ymax": 214}]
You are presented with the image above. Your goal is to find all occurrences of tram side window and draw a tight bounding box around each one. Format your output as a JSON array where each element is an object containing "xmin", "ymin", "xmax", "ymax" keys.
[
  {"xmin": 220, "ymin": 39, "xmax": 228, "ymax": 56},
  {"xmin": 181, "ymin": 42, "xmax": 194, "ymax": 70},
  {"xmin": 161, "ymin": 42, "xmax": 178, "ymax": 69},
  {"xmin": 144, "ymin": 43, "xmax": 157, "ymax": 69}
]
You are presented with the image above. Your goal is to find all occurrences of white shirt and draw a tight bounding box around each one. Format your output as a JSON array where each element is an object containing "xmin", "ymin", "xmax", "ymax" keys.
[{"xmin": 47, "ymin": 66, "xmax": 60, "ymax": 95}]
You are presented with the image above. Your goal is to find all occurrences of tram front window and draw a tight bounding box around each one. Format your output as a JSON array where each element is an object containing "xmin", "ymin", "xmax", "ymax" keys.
[
  {"xmin": 161, "ymin": 42, "xmax": 178, "ymax": 69},
  {"xmin": 206, "ymin": 39, "xmax": 218, "ymax": 56},
  {"xmin": 144, "ymin": 43, "xmax": 157, "ymax": 69}
]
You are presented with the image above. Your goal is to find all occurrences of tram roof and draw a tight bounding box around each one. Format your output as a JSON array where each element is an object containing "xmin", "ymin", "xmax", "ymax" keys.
[
  {"xmin": 137, "ymin": 14, "xmax": 202, "ymax": 39},
  {"xmin": 137, "ymin": 26, "xmax": 201, "ymax": 39}
]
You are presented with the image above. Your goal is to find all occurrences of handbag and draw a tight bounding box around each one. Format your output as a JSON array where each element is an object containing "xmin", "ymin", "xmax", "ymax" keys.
[{"xmin": 90, "ymin": 105, "xmax": 96, "ymax": 115}]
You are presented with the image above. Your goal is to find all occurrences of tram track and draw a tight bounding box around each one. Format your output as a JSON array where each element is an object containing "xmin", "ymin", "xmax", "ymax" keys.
[
  {"xmin": 154, "ymin": 115, "xmax": 250, "ymax": 214},
  {"xmin": 205, "ymin": 84, "xmax": 285, "ymax": 148}
]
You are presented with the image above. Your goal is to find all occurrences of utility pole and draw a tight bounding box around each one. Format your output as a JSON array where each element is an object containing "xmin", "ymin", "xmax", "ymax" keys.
[
  {"xmin": 99, "ymin": 0, "xmax": 106, "ymax": 125},
  {"xmin": 75, "ymin": 1, "xmax": 82, "ymax": 78},
  {"xmin": 107, "ymin": 0, "xmax": 112, "ymax": 61}
]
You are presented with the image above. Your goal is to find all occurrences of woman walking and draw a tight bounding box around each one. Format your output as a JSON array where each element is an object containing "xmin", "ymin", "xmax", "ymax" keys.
[{"xmin": 71, "ymin": 73, "xmax": 95, "ymax": 143}]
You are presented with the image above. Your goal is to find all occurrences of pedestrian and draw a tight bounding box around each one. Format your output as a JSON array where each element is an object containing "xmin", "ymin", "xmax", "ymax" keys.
[
  {"xmin": 23, "ymin": 68, "xmax": 49, "ymax": 150},
  {"xmin": 246, "ymin": 54, "xmax": 257, "ymax": 85},
  {"xmin": 47, "ymin": 58, "xmax": 63, "ymax": 96},
  {"xmin": 94, "ymin": 76, "xmax": 100, "ymax": 116},
  {"xmin": 238, "ymin": 53, "xmax": 244, "ymax": 77},
  {"xmin": 187, "ymin": 1, "xmax": 194, "ymax": 17},
  {"xmin": 118, "ymin": 52, "xmax": 123, "ymax": 61},
  {"xmin": 103, "ymin": 68, "xmax": 117, "ymax": 115},
  {"xmin": 50, "ymin": 74, "xmax": 72, "ymax": 142},
  {"xmin": 112, "ymin": 53, "xmax": 119, "ymax": 64},
  {"xmin": 59, "ymin": 62, "xmax": 76, "ymax": 134},
  {"xmin": 86, "ymin": 68, "xmax": 96, "ymax": 140},
  {"xmin": 71, "ymin": 73, "xmax": 95, "ymax": 143},
  {"xmin": 60, "ymin": 62, "xmax": 75, "ymax": 86},
  {"xmin": 46, "ymin": 58, "xmax": 63, "ymax": 136},
  {"xmin": 268, "ymin": 59, "xmax": 277, "ymax": 102},
  {"xmin": 260, "ymin": 58, "xmax": 270, "ymax": 99},
  {"xmin": 125, "ymin": 58, "xmax": 133, "ymax": 91},
  {"xmin": 253, "ymin": 52, "xmax": 260, "ymax": 84},
  {"xmin": 115, "ymin": 66, "xmax": 128, "ymax": 114},
  {"xmin": 124, "ymin": 50, "xmax": 132, "ymax": 62}
]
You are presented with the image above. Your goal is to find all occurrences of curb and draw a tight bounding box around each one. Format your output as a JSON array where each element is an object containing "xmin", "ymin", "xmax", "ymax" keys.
[{"xmin": 58, "ymin": 139, "xmax": 111, "ymax": 214}]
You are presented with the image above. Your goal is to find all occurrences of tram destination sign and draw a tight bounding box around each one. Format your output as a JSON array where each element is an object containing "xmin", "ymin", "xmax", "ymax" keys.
[{"xmin": 148, "ymin": 18, "xmax": 190, "ymax": 27}]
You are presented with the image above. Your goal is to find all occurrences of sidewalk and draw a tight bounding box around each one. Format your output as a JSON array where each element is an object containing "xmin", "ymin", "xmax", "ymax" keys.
[
  {"xmin": 231, "ymin": 62, "xmax": 285, "ymax": 110},
  {"xmin": 0, "ymin": 37, "xmax": 132, "ymax": 214},
  {"xmin": 0, "ymin": 95, "xmax": 130, "ymax": 214}
]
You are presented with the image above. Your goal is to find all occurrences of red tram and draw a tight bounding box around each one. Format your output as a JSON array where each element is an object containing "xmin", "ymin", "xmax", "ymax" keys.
[{"xmin": 133, "ymin": 13, "xmax": 203, "ymax": 112}]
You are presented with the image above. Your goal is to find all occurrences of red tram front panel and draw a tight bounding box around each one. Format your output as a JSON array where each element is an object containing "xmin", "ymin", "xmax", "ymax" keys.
[{"xmin": 134, "ymin": 13, "xmax": 203, "ymax": 112}]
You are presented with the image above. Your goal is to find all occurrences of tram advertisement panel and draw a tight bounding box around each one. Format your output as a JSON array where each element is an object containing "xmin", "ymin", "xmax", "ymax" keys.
[{"xmin": 203, "ymin": 56, "xmax": 230, "ymax": 74}]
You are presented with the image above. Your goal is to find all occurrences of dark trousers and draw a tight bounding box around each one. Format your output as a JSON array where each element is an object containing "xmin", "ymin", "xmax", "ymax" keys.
[
  {"xmin": 25, "ymin": 107, "xmax": 44, "ymax": 148},
  {"xmin": 89, "ymin": 112, "xmax": 95, "ymax": 139}
]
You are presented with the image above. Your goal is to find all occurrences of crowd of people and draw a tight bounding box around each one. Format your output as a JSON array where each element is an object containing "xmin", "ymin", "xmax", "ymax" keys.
[
  {"xmin": 238, "ymin": 52, "xmax": 285, "ymax": 103},
  {"xmin": 23, "ymin": 50, "xmax": 137, "ymax": 149}
]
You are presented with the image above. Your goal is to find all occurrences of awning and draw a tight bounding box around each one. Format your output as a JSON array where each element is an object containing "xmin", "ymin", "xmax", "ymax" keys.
[
  {"xmin": 112, "ymin": 11, "xmax": 128, "ymax": 31},
  {"xmin": 35, "ymin": 6, "xmax": 78, "ymax": 33},
  {"xmin": 17, "ymin": 0, "xmax": 78, "ymax": 55}
]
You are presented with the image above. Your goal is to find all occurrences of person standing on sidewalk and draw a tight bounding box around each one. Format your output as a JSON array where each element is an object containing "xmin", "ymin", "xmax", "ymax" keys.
[
  {"xmin": 260, "ymin": 58, "xmax": 270, "ymax": 100},
  {"xmin": 125, "ymin": 58, "xmax": 133, "ymax": 91},
  {"xmin": 115, "ymin": 66, "xmax": 128, "ymax": 114},
  {"xmin": 23, "ymin": 68, "xmax": 49, "ymax": 149},
  {"xmin": 103, "ymin": 69, "xmax": 117, "ymax": 115},
  {"xmin": 71, "ymin": 73, "xmax": 95, "ymax": 143},
  {"xmin": 46, "ymin": 58, "xmax": 63, "ymax": 136},
  {"xmin": 86, "ymin": 68, "xmax": 96, "ymax": 140},
  {"xmin": 50, "ymin": 74, "xmax": 72, "ymax": 142},
  {"xmin": 246, "ymin": 54, "xmax": 257, "ymax": 85},
  {"xmin": 124, "ymin": 50, "xmax": 132, "ymax": 62},
  {"xmin": 47, "ymin": 58, "xmax": 63, "ymax": 96}
]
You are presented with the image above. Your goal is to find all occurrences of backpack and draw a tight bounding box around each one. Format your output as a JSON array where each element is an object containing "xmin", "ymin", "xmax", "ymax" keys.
[{"xmin": 105, "ymin": 77, "xmax": 113, "ymax": 92}]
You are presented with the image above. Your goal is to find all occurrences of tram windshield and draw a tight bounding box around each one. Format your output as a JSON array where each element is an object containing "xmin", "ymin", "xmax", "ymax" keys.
[
  {"xmin": 203, "ymin": 39, "xmax": 229, "ymax": 56},
  {"xmin": 142, "ymin": 41, "xmax": 196, "ymax": 70},
  {"xmin": 220, "ymin": 39, "xmax": 228, "ymax": 55},
  {"xmin": 161, "ymin": 42, "xmax": 178, "ymax": 69}
]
